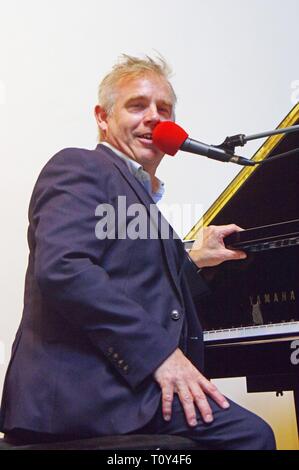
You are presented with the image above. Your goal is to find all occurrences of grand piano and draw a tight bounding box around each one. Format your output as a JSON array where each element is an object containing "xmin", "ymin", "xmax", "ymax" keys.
[{"xmin": 184, "ymin": 102, "xmax": 299, "ymax": 436}]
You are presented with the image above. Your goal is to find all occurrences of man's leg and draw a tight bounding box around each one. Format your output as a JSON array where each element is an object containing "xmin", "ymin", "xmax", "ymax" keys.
[{"xmin": 139, "ymin": 395, "xmax": 276, "ymax": 450}]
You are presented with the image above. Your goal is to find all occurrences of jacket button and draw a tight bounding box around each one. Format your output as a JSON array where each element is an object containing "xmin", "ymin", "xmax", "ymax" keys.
[{"xmin": 170, "ymin": 309, "xmax": 180, "ymax": 320}]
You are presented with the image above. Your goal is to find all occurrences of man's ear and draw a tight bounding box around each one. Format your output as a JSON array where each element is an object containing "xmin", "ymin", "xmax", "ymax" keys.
[{"xmin": 94, "ymin": 105, "xmax": 109, "ymax": 134}]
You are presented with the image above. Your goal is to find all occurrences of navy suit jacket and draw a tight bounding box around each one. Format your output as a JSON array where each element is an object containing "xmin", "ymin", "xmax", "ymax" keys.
[{"xmin": 0, "ymin": 145, "xmax": 208, "ymax": 437}]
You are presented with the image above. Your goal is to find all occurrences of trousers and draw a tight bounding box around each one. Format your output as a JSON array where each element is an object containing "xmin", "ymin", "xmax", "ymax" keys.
[{"xmin": 137, "ymin": 394, "xmax": 276, "ymax": 450}]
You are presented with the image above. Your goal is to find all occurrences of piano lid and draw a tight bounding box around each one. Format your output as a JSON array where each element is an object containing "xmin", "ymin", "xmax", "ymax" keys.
[
  {"xmin": 185, "ymin": 102, "xmax": 299, "ymax": 240},
  {"xmin": 184, "ymin": 103, "xmax": 299, "ymax": 342}
]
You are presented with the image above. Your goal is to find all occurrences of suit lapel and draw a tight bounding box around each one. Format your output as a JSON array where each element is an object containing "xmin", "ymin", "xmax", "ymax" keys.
[{"xmin": 95, "ymin": 144, "xmax": 184, "ymax": 305}]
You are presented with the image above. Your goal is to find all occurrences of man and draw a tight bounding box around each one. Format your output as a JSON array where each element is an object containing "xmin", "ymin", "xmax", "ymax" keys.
[{"xmin": 0, "ymin": 55, "xmax": 275, "ymax": 449}]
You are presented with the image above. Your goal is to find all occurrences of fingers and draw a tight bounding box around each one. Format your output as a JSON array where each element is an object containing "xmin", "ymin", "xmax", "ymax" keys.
[
  {"xmin": 160, "ymin": 378, "xmax": 216, "ymax": 426},
  {"xmin": 155, "ymin": 350, "xmax": 230, "ymax": 428},
  {"xmin": 176, "ymin": 382, "xmax": 199, "ymax": 426},
  {"xmin": 188, "ymin": 382, "xmax": 213, "ymax": 424},
  {"xmin": 211, "ymin": 223, "xmax": 245, "ymax": 237},
  {"xmin": 224, "ymin": 248, "xmax": 247, "ymax": 260},
  {"xmin": 176, "ymin": 379, "xmax": 230, "ymax": 426},
  {"xmin": 198, "ymin": 375, "xmax": 230, "ymax": 411},
  {"xmin": 210, "ymin": 224, "xmax": 247, "ymax": 261},
  {"xmin": 161, "ymin": 383, "xmax": 174, "ymax": 422}
]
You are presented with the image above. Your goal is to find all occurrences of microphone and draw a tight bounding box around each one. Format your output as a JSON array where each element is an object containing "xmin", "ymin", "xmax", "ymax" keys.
[{"xmin": 152, "ymin": 121, "xmax": 255, "ymax": 166}]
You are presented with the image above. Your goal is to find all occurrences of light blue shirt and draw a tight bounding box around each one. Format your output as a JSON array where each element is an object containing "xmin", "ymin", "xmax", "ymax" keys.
[{"xmin": 101, "ymin": 142, "xmax": 165, "ymax": 203}]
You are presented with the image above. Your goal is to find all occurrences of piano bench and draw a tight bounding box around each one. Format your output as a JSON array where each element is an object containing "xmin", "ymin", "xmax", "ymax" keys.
[{"xmin": 0, "ymin": 434, "xmax": 203, "ymax": 450}]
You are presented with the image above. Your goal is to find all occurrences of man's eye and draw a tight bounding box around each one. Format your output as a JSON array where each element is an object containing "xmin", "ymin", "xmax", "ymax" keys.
[
  {"xmin": 130, "ymin": 103, "xmax": 144, "ymax": 110},
  {"xmin": 159, "ymin": 108, "xmax": 171, "ymax": 116}
]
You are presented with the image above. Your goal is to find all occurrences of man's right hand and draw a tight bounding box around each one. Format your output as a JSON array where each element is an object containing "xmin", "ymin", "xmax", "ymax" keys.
[{"xmin": 153, "ymin": 348, "xmax": 230, "ymax": 426}]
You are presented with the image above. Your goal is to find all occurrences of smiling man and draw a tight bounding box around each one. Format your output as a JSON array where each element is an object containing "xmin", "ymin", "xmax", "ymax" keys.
[
  {"xmin": 94, "ymin": 61, "xmax": 176, "ymax": 194},
  {"xmin": 0, "ymin": 55, "xmax": 275, "ymax": 449}
]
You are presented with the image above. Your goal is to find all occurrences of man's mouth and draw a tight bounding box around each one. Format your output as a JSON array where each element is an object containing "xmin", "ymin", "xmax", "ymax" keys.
[{"xmin": 138, "ymin": 133, "xmax": 153, "ymax": 142}]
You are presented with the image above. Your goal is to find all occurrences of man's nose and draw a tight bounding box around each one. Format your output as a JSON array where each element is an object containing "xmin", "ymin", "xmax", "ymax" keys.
[{"xmin": 144, "ymin": 106, "xmax": 160, "ymax": 125}]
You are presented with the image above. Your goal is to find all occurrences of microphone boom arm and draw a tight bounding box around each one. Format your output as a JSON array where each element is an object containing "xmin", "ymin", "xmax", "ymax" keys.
[{"xmin": 217, "ymin": 125, "xmax": 299, "ymax": 154}]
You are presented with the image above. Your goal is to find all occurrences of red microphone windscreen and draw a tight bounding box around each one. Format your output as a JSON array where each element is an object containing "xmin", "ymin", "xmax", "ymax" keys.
[{"xmin": 152, "ymin": 121, "xmax": 189, "ymax": 156}]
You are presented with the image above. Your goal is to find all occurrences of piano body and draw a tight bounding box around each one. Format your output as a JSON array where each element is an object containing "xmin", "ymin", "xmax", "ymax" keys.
[{"xmin": 184, "ymin": 102, "xmax": 299, "ymax": 435}]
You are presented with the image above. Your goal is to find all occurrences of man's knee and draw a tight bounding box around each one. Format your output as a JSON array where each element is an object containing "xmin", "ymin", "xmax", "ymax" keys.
[
  {"xmin": 220, "ymin": 399, "xmax": 277, "ymax": 450},
  {"xmin": 251, "ymin": 416, "xmax": 276, "ymax": 450}
]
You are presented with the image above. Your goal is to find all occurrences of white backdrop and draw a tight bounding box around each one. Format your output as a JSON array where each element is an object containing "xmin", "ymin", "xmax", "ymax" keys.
[{"xmin": 0, "ymin": 0, "xmax": 298, "ymax": 448}]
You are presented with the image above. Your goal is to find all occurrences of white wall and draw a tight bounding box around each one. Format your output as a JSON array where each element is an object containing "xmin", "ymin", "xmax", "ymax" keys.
[{"xmin": 0, "ymin": 0, "xmax": 298, "ymax": 448}]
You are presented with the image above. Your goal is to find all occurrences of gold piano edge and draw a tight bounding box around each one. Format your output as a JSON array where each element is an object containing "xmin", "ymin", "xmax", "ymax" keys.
[{"xmin": 184, "ymin": 102, "xmax": 299, "ymax": 241}]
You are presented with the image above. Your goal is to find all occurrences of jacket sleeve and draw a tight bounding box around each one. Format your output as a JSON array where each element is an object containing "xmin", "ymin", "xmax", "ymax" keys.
[
  {"xmin": 181, "ymin": 252, "xmax": 211, "ymax": 300},
  {"xmin": 31, "ymin": 148, "xmax": 178, "ymax": 390}
]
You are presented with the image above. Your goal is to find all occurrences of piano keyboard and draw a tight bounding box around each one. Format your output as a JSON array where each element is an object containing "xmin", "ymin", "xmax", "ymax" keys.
[{"xmin": 203, "ymin": 321, "xmax": 299, "ymax": 343}]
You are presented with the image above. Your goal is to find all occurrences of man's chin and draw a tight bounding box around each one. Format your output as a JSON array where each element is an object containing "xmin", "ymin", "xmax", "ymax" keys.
[
  {"xmin": 138, "ymin": 150, "xmax": 164, "ymax": 164},
  {"xmin": 137, "ymin": 144, "xmax": 163, "ymax": 158}
]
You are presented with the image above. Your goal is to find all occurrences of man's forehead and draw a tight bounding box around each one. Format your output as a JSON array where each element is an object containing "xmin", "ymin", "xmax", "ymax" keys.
[
  {"xmin": 125, "ymin": 93, "xmax": 173, "ymax": 105},
  {"xmin": 116, "ymin": 74, "xmax": 174, "ymax": 103}
]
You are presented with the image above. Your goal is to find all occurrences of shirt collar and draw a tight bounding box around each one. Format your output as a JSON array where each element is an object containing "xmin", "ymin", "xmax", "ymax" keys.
[{"xmin": 100, "ymin": 141, "xmax": 165, "ymax": 203}]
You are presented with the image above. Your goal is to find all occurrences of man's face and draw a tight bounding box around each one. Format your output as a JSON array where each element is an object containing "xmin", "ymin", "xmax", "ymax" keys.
[{"xmin": 95, "ymin": 73, "xmax": 175, "ymax": 173}]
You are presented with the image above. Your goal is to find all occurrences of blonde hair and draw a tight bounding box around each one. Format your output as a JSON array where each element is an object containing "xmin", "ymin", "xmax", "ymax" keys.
[{"xmin": 97, "ymin": 54, "xmax": 177, "ymax": 140}]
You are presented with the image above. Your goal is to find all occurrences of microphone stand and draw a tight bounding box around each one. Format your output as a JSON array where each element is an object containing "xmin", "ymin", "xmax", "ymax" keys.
[{"xmin": 217, "ymin": 125, "xmax": 299, "ymax": 156}]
